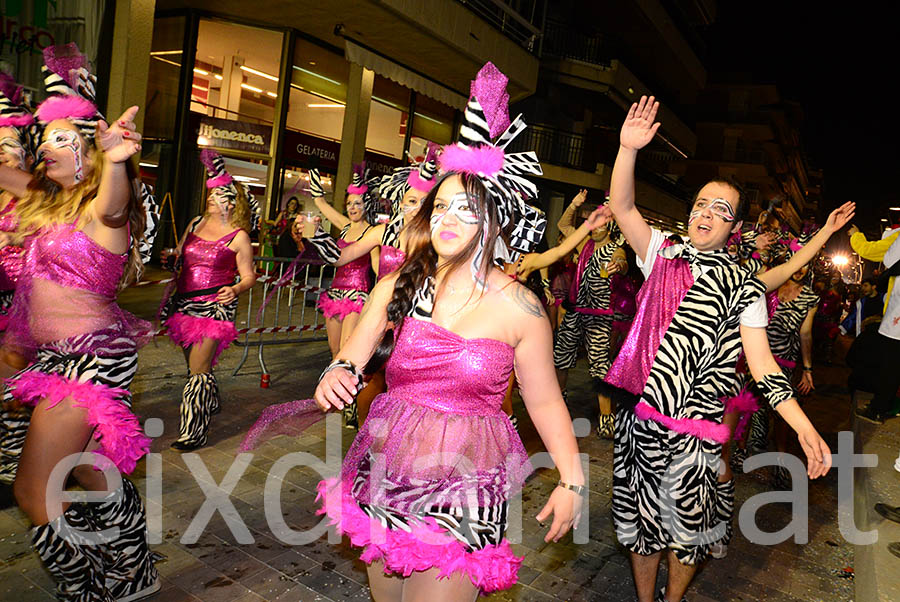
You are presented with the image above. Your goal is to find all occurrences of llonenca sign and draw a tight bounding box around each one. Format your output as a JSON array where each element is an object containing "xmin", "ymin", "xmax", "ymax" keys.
[{"xmin": 193, "ymin": 115, "xmax": 271, "ymax": 154}]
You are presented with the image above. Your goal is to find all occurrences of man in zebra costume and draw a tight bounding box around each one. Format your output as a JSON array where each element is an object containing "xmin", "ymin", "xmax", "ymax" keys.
[
  {"xmin": 603, "ymin": 96, "xmax": 851, "ymax": 602},
  {"xmin": 553, "ymin": 189, "xmax": 627, "ymax": 439}
]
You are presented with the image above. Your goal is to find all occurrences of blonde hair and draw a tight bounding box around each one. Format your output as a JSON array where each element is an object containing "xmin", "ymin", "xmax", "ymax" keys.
[
  {"xmin": 205, "ymin": 184, "xmax": 251, "ymax": 233},
  {"xmin": 17, "ymin": 145, "xmax": 148, "ymax": 288}
]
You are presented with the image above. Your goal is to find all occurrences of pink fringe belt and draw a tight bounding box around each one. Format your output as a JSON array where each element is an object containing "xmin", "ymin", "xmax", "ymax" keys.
[
  {"xmin": 633, "ymin": 401, "xmax": 731, "ymax": 444},
  {"xmin": 165, "ymin": 313, "xmax": 238, "ymax": 367},
  {"xmin": 574, "ymin": 306, "xmax": 614, "ymax": 316},
  {"xmin": 5, "ymin": 372, "xmax": 151, "ymax": 474},
  {"xmin": 316, "ymin": 478, "xmax": 522, "ymax": 592},
  {"xmin": 317, "ymin": 292, "xmax": 365, "ymax": 320}
]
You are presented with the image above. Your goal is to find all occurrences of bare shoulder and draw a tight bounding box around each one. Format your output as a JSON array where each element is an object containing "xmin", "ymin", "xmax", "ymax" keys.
[{"xmin": 495, "ymin": 276, "xmax": 546, "ymax": 319}]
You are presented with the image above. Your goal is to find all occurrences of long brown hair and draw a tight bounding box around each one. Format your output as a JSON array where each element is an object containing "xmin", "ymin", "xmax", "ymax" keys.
[
  {"xmin": 17, "ymin": 146, "xmax": 148, "ymax": 288},
  {"xmin": 365, "ymin": 172, "xmax": 505, "ymax": 372}
]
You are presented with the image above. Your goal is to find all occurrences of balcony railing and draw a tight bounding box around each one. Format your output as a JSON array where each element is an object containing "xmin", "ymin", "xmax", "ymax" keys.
[
  {"xmin": 542, "ymin": 19, "xmax": 613, "ymax": 67},
  {"xmin": 508, "ymin": 126, "xmax": 587, "ymax": 170},
  {"xmin": 455, "ymin": 0, "xmax": 545, "ymax": 54}
]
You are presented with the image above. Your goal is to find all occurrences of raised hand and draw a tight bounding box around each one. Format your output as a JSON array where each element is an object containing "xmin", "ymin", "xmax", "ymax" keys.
[
  {"xmin": 584, "ymin": 205, "xmax": 612, "ymax": 231},
  {"xmin": 97, "ymin": 106, "xmax": 142, "ymax": 163},
  {"xmin": 620, "ymin": 96, "xmax": 661, "ymax": 151},
  {"xmin": 308, "ymin": 168, "xmax": 325, "ymax": 198},
  {"xmin": 847, "ymin": 224, "xmax": 860, "ymax": 237},
  {"xmin": 755, "ymin": 231, "xmax": 775, "ymax": 252},
  {"xmin": 572, "ymin": 189, "xmax": 588, "ymax": 207},
  {"xmin": 824, "ymin": 201, "xmax": 855, "ymax": 233}
]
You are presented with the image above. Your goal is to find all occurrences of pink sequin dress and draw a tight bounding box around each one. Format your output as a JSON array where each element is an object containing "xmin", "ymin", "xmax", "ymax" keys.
[
  {"xmin": 377, "ymin": 245, "xmax": 405, "ymax": 279},
  {"xmin": 0, "ymin": 197, "xmax": 24, "ymax": 330},
  {"xmin": 162, "ymin": 228, "xmax": 240, "ymax": 366},
  {"xmin": 317, "ymin": 226, "xmax": 372, "ymax": 319},
  {"xmin": 316, "ymin": 318, "xmax": 530, "ymax": 591},
  {"xmin": 1, "ymin": 222, "xmax": 152, "ymax": 477}
]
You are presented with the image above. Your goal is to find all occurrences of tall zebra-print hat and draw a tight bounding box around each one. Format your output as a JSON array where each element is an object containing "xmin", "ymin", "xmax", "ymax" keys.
[
  {"xmin": 438, "ymin": 62, "xmax": 546, "ymax": 262},
  {"xmin": 0, "ymin": 71, "xmax": 38, "ymax": 167},
  {"xmin": 199, "ymin": 148, "xmax": 261, "ymax": 231},
  {"xmin": 377, "ymin": 142, "xmax": 441, "ymax": 212},
  {"xmin": 34, "ymin": 43, "xmax": 101, "ymax": 141},
  {"xmin": 346, "ymin": 161, "xmax": 381, "ymax": 224}
]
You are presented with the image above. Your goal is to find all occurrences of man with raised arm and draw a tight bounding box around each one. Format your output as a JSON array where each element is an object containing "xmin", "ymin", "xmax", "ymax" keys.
[{"xmin": 601, "ymin": 96, "xmax": 853, "ymax": 602}]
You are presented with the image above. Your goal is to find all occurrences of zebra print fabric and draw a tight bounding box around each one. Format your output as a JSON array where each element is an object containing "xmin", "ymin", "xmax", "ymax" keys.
[
  {"xmin": 0, "ymin": 334, "xmax": 139, "ymax": 484},
  {"xmin": 767, "ymin": 286, "xmax": 819, "ymax": 366},
  {"xmin": 139, "ymin": 183, "xmax": 161, "ymax": 265},
  {"xmin": 175, "ymin": 373, "xmax": 217, "ymax": 448},
  {"xmin": 160, "ymin": 296, "xmax": 237, "ymax": 325},
  {"xmin": 613, "ymin": 255, "xmax": 767, "ymax": 565}
]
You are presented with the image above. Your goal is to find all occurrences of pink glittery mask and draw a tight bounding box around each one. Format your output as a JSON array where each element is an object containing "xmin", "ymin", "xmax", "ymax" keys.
[{"xmin": 40, "ymin": 128, "xmax": 84, "ymax": 182}]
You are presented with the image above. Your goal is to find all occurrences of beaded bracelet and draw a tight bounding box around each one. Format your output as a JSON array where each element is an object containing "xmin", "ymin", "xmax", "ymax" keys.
[
  {"xmin": 319, "ymin": 359, "xmax": 364, "ymax": 394},
  {"xmin": 757, "ymin": 371, "xmax": 794, "ymax": 409}
]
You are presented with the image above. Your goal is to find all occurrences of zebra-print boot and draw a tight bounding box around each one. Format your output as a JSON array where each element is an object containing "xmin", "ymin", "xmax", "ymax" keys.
[
  {"xmin": 91, "ymin": 479, "xmax": 160, "ymax": 602},
  {"xmin": 209, "ymin": 373, "xmax": 221, "ymax": 416},
  {"xmin": 0, "ymin": 404, "xmax": 31, "ymax": 484},
  {"xmin": 171, "ymin": 373, "xmax": 214, "ymax": 451},
  {"xmin": 32, "ymin": 503, "xmax": 114, "ymax": 601}
]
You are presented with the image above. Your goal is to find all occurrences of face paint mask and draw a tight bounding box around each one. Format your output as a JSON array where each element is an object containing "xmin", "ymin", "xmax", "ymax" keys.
[
  {"xmin": 41, "ymin": 128, "xmax": 84, "ymax": 183},
  {"xmin": 689, "ymin": 197, "xmax": 736, "ymax": 225},
  {"xmin": 0, "ymin": 137, "xmax": 26, "ymax": 169},
  {"xmin": 431, "ymin": 192, "xmax": 488, "ymax": 290},
  {"xmin": 210, "ymin": 187, "xmax": 237, "ymax": 221}
]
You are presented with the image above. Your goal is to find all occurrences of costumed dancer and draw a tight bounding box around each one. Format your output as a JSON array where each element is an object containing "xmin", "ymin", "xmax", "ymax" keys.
[
  {"xmin": 602, "ymin": 96, "xmax": 849, "ymax": 602},
  {"xmin": 0, "ymin": 43, "xmax": 159, "ymax": 601},
  {"xmin": 299, "ymin": 145, "xmax": 440, "ymax": 425},
  {"xmin": 551, "ymin": 188, "xmax": 627, "ymax": 439},
  {"xmin": 241, "ymin": 62, "xmax": 583, "ymax": 598},
  {"xmin": 159, "ymin": 149, "xmax": 257, "ymax": 451}
]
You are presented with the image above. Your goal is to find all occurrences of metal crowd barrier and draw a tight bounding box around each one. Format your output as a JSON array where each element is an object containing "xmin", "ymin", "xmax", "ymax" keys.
[{"xmin": 231, "ymin": 256, "xmax": 336, "ymax": 384}]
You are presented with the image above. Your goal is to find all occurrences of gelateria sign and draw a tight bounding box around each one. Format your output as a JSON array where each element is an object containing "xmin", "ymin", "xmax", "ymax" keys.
[
  {"xmin": 283, "ymin": 129, "xmax": 402, "ymax": 174},
  {"xmin": 194, "ymin": 116, "xmax": 271, "ymax": 154}
]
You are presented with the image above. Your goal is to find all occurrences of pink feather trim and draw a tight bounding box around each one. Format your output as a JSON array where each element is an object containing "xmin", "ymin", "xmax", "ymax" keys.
[
  {"xmin": 0, "ymin": 114, "xmax": 34, "ymax": 127},
  {"xmin": 207, "ymin": 173, "xmax": 233, "ymax": 189},
  {"xmin": 165, "ymin": 313, "xmax": 238, "ymax": 367},
  {"xmin": 789, "ymin": 238, "xmax": 803, "ymax": 252},
  {"xmin": 439, "ymin": 144, "xmax": 505, "ymax": 178},
  {"xmin": 634, "ymin": 401, "xmax": 731, "ymax": 444},
  {"xmin": 317, "ymin": 293, "xmax": 364, "ymax": 319},
  {"xmin": 35, "ymin": 95, "xmax": 97, "ymax": 123},
  {"xmin": 316, "ymin": 478, "xmax": 522, "ymax": 592},
  {"xmin": 6, "ymin": 371, "xmax": 150, "ymax": 474},
  {"xmin": 721, "ymin": 387, "xmax": 761, "ymax": 442},
  {"xmin": 346, "ymin": 183, "xmax": 368, "ymax": 195},
  {"xmin": 406, "ymin": 170, "xmax": 435, "ymax": 193}
]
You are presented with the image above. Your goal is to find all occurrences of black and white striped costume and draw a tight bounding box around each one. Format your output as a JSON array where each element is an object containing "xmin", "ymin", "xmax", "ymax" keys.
[
  {"xmin": 612, "ymin": 229, "xmax": 770, "ymax": 565},
  {"xmin": 553, "ymin": 240, "xmax": 620, "ymax": 380},
  {"xmin": 316, "ymin": 224, "xmax": 373, "ymax": 319}
]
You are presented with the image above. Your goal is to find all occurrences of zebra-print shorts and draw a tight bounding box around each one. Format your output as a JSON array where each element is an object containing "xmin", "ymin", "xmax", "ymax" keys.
[{"xmin": 161, "ymin": 295, "xmax": 237, "ymax": 324}]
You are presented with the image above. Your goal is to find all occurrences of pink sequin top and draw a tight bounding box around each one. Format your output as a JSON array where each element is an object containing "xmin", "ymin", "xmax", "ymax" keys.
[
  {"xmin": 0, "ymin": 197, "xmax": 24, "ymax": 291},
  {"xmin": 377, "ymin": 245, "xmax": 405, "ymax": 280},
  {"xmin": 3, "ymin": 222, "xmax": 151, "ymax": 358},
  {"xmin": 176, "ymin": 230, "xmax": 239, "ymax": 302},
  {"xmin": 330, "ymin": 238, "xmax": 371, "ymax": 292}
]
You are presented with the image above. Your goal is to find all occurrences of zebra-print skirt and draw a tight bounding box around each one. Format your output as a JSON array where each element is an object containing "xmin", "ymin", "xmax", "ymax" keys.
[
  {"xmin": 163, "ymin": 297, "xmax": 238, "ymax": 367},
  {"xmin": 1, "ymin": 331, "xmax": 150, "ymax": 477},
  {"xmin": 613, "ymin": 405, "xmax": 731, "ymax": 565},
  {"xmin": 317, "ymin": 288, "xmax": 367, "ymax": 320}
]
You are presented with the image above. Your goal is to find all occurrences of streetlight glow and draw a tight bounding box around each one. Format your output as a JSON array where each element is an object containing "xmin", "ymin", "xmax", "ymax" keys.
[{"xmin": 832, "ymin": 254, "xmax": 849, "ymax": 266}]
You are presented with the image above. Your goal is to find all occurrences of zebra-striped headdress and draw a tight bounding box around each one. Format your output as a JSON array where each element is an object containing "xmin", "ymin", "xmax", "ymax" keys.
[
  {"xmin": 438, "ymin": 62, "xmax": 546, "ymax": 262},
  {"xmin": 34, "ymin": 43, "xmax": 102, "ymax": 141},
  {"xmin": 199, "ymin": 148, "xmax": 260, "ymax": 231},
  {"xmin": 0, "ymin": 71, "xmax": 38, "ymax": 166},
  {"xmin": 346, "ymin": 162, "xmax": 381, "ymax": 225},
  {"xmin": 377, "ymin": 142, "xmax": 441, "ymax": 212}
]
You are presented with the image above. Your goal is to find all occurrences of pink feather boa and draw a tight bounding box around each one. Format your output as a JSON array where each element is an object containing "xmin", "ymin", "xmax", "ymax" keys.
[
  {"xmin": 35, "ymin": 95, "xmax": 97, "ymax": 123},
  {"xmin": 406, "ymin": 170, "xmax": 435, "ymax": 193},
  {"xmin": 634, "ymin": 401, "xmax": 731, "ymax": 444},
  {"xmin": 438, "ymin": 144, "xmax": 505, "ymax": 178},
  {"xmin": 317, "ymin": 292, "xmax": 364, "ymax": 319},
  {"xmin": 5, "ymin": 371, "xmax": 150, "ymax": 474},
  {"xmin": 207, "ymin": 173, "xmax": 233, "ymax": 189},
  {"xmin": 0, "ymin": 113, "xmax": 34, "ymax": 127},
  {"xmin": 316, "ymin": 478, "xmax": 522, "ymax": 592},
  {"xmin": 346, "ymin": 183, "xmax": 368, "ymax": 195},
  {"xmin": 165, "ymin": 313, "xmax": 238, "ymax": 367},
  {"xmin": 721, "ymin": 386, "xmax": 761, "ymax": 442}
]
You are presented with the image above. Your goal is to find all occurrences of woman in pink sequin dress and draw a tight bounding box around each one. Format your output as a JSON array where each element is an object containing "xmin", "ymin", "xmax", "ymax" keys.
[
  {"xmin": 0, "ymin": 43, "xmax": 160, "ymax": 601},
  {"xmin": 160, "ymin": 149, "xmax": 256, "ymax": 451}
]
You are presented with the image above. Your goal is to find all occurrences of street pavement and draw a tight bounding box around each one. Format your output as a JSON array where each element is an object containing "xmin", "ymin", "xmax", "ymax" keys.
[{"xmin": 0, "ymin": 274, "xmax": 874, "ymax": 600}]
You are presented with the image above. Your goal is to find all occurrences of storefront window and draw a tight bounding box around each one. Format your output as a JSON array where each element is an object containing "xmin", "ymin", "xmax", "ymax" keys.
[
  {"xmin": 286, "ymin": 38, "xmax": 350, "ymax": 141},
  {"xmin": 365, "ymin": 75, "xmax": 410, "ymax": 160},
  {"xmin": 192, "ymin": 19, "xmax": 283, "ymax": 124},
  {"xmin": 144, "ymin": 17, "xmax": 185, "ymax": 140}
]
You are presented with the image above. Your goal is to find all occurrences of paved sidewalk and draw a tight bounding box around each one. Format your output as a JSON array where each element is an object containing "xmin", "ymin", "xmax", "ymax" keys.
[{"xmin": 0, "ymin": 278, "xmax": 863, "ymax": 600}]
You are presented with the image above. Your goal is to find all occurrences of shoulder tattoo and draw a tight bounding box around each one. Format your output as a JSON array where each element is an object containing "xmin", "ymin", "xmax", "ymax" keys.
[{"xmin": 510, "ymin": 283, "xmax": 545, "ymax": 318}]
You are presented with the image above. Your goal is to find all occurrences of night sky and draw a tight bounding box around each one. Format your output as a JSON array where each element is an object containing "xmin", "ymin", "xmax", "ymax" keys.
[{"xmin": 704, "ymin": 2, "xmax": 900, "ymax": 235}]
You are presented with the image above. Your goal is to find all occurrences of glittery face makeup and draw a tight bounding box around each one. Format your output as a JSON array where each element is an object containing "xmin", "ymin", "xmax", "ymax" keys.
[
  {"xmin": 689, "ymin": 197, "xmax": 735, "ymax": 225},
  {"xmin": 0, "ymin": 136, "xmax": 25, "ymax": 169},
  {"xmin": 209, "ymin": 187, "xmax": 236, "ymax": 219},
  {"xmin": 40, "ymin": 128, "xmax": 84, "ymax": 182}
]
